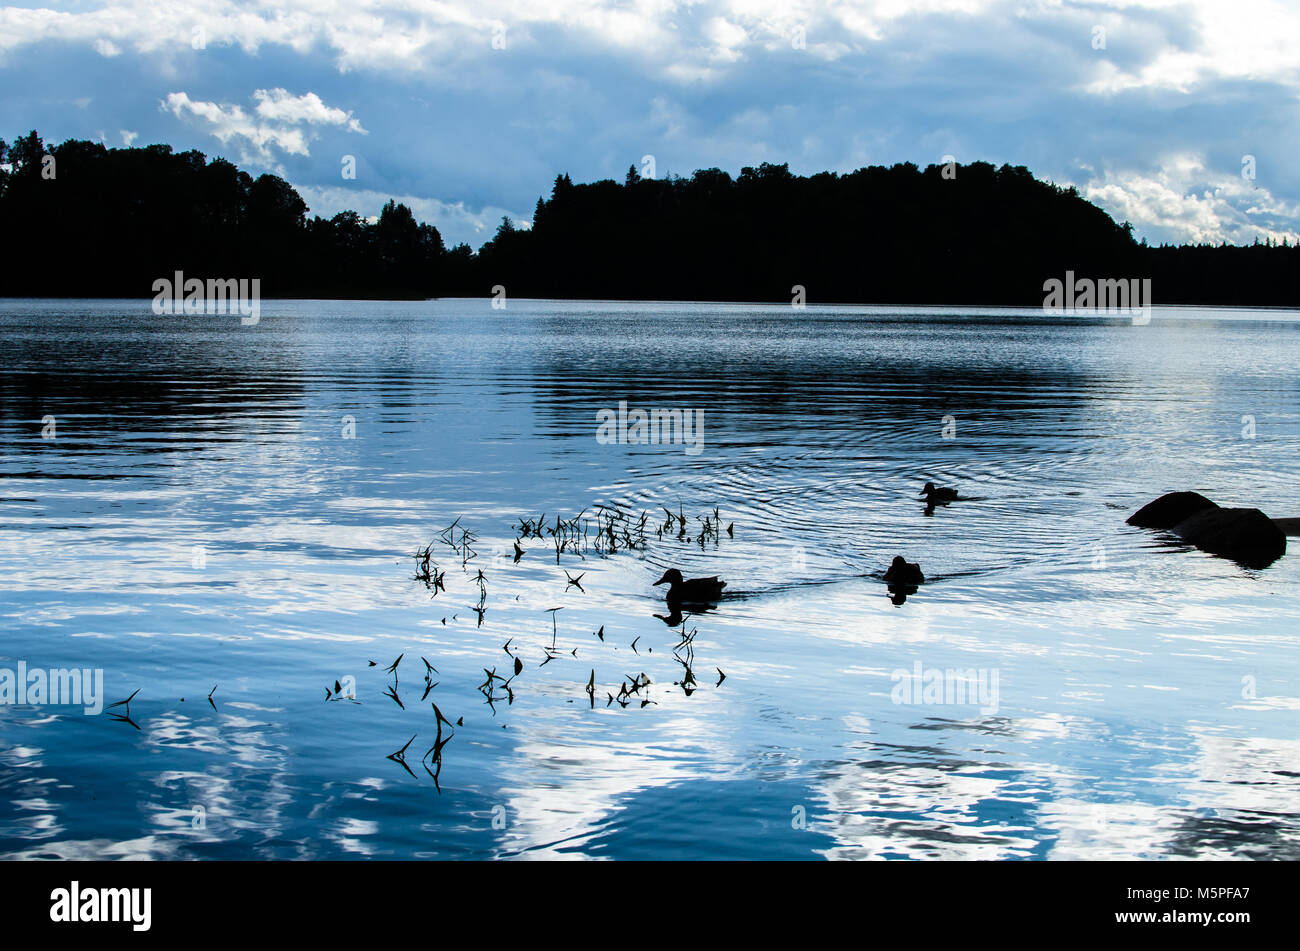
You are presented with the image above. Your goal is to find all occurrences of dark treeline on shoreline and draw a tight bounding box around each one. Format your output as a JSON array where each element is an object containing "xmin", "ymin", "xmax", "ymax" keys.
[{"xmin": 1, "ymin": 130, "xmax": 1297, "ymax": 306}]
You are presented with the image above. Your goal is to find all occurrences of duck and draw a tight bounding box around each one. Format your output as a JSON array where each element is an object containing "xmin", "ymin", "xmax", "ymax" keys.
[
  {"xmin": 883, "ymin": 555, "xmax": 925, "ymax": 586},
  {"xmin": 652, "ymin": 568, "xmax": 726, "ymax": 604},
  {"xmin": 920, "ymin": 482, "xmax": 959, "ymax": 505},
  {"xmin": 1127, "ymin": 491, "xmax": 1291, "ymax": 569}
]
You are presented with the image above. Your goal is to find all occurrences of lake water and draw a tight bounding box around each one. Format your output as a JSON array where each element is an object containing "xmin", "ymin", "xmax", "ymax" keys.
[{"xmin": 1, "ymin": 298, "xmax": 1298, "ymax": 860}]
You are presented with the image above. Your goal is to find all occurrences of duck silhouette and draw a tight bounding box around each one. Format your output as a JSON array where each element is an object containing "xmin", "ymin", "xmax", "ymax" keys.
[
  {"xmin": 883, "ymin": 555, "xmax": 925, "ymax": 586},
  {"xmin": 883, "ymin": 556, "xmax": 925, "ymax": 605},
  {"xmin": 1127, "ymin": 491, "xmax": 1291, "ymax": 569},
  {"xmin": 920, "ymin": 482, "xmax": 959, "ymax": 506},
  {"xmin": 653, "ymin": 568, "xmax": 726, "ymax": 605}
]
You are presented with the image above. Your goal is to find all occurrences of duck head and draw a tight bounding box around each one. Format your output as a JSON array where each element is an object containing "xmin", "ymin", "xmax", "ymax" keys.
[
  {"xmin": 890, "ymin": 555, "xmax": 908, "ymax": 569},
  {"xmin": 919, "ymin": 482, "xmax": 936, "ymax": 497},
  {"xmin": 652, "ymin": 568, "xmax": 684, "ymax": 587}
]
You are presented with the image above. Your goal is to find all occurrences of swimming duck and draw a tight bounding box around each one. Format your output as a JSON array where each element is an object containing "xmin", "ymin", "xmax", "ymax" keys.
[
  {"xmin": 652, "ymin": 568, "xmax": 726, "ymax": 604},
  {"xmin": 883, "ymin": 555, "xmax": 925, "ymax": 586},
  {"xmin": 920, "ymin": 482, "xmax": 959, "ymax": 505},
  {"xmin": 1127, "ymin": 491, "xmax": 1290, "ymax": 569}
]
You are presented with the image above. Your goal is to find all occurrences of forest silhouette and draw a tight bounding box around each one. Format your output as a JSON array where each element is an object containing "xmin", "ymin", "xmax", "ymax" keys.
[{"xmin": 2, "ymin": 131, "xmax": 1296, "ymax": 306}]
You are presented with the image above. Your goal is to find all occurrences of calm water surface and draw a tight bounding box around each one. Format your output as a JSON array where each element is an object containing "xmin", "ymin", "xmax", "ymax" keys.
[{"xmin": 1, "ymin": 299, "xmax": 1298, "ymax": 860}]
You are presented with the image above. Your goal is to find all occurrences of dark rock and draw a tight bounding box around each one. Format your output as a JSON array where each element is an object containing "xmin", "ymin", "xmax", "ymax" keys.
[
  {"xmin": 1272, "ymin": 517, "xmax": 1300, "ymax": 536},
  {"xmin": 1126, "ymin": 491, "xmax": 1218, "ymax": 529},
  {"xmin": 1170, "ymin": 507, "xmax": 1286, "ymax": 569},
  {"xmin": 1128, "ymin": 492, "xmax": 1288, "ymax": 568}
]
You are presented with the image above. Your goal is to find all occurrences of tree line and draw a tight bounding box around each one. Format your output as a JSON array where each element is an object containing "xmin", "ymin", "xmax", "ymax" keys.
[
  {"xmin": 0, "ymin": 131, "xmax": 456, "ymax": 298},
  {"xmin": 2, "ymin": 130, "xmax": 1296, "ymax": 306}
]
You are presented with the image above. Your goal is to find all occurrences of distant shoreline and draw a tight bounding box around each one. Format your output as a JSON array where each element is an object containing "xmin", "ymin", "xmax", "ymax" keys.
[
  {"xmin": 4, "ymin": 295, "xmax": 1299, "ymax": 313},
  {"xmin": 3, "ymin": 132, "xmax": 1298, "ymax": 307}
]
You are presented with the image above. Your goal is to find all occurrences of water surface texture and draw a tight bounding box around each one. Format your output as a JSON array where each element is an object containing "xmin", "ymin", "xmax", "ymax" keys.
[{"xmin": 2, "ymin": 299, "xmax": 1298, "ymax": 860}]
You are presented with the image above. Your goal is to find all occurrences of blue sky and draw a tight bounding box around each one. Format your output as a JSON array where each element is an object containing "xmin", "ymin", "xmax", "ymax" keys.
[{"xmin": 2, "ymin": 0, "xmax": 1298, "ymax": 249}]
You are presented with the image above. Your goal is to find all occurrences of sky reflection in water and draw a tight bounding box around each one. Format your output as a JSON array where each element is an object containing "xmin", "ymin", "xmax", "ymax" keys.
[{"xmin": 1, "ymin": 299, "xmax": 1298, "ymax": 859}]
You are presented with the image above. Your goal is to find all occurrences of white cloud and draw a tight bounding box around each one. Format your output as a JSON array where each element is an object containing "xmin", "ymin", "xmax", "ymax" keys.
[
  {"xmin": 161, "ymin": 88, "xmax": 365, "ymax": 165},
  {"xmin": 6, "ymin": 1, "xmax": 1300, "ymax": 245},
  {"xmin": 704, "ymin": 16, "xmax": 749, "ymax": 63},
  {"xmin": 0, "ymin": 0, "xmax": 1296, "ymax": 94},
  {"xmin": 252, "ymin": 89, "xmax": 366, "ymax": 134},
  {"xmin": 1079, "ymin": 154, "xmax": 1300, "ymax": 245},
  {"xmin": 1076, "ymin": 0, "xmax": 1300, "ymax": 95}
]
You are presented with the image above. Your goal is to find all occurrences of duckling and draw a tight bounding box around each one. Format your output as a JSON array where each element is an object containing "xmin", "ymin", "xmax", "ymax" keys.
[
  {"xmin": 883, "ymin": 555, "xmax": 925, "ymax": 586},
  {"xmin": 920, "ymin": 482, "xmax": 959, "ymax": 505},
  {"xmin": 652, "ymin": 568, "xmax": 726, "ymax": 604}
]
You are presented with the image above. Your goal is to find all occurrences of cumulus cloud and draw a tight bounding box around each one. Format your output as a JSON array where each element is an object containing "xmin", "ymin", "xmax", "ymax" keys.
[
  {"xmin": 1081, "ymin": 155, "xmax": 1300, "ymax": 246},
  {"xmin": 3, "ymin": 1, "xmax": 1300, "ymax": 246},
  {"xmin": 161, "ymin": 88, "xmax": 365, "ymax": 165},
  {"xmin": 1075, "ymin": 0, "xmax": 1300, "ymax": 95},
  {"xmin": 251, "ymin": 89, "xmax": 366, "ymax": 134},
  {"xmin": 1, "ymin": 1, "xmax": 1296, "ymax": 90}
]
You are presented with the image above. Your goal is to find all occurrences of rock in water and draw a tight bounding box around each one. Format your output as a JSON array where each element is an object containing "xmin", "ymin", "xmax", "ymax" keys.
[
  {"xmin": 1126, "ymin": 491, "xmax": 1218, "ymax": 529},
  {"xmin": 1169, "ymin": 507, "xmax": 1286, "ymax": 569},
  {"xmin": 1127, "ymin": 492, "xmax": 1287, "ymax": 568}
]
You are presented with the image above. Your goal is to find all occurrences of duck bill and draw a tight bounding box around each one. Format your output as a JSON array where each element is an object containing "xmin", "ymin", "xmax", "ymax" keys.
[{"xmin": 652, "ymin": 572, "xmax": 671, "ymax": 586}]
